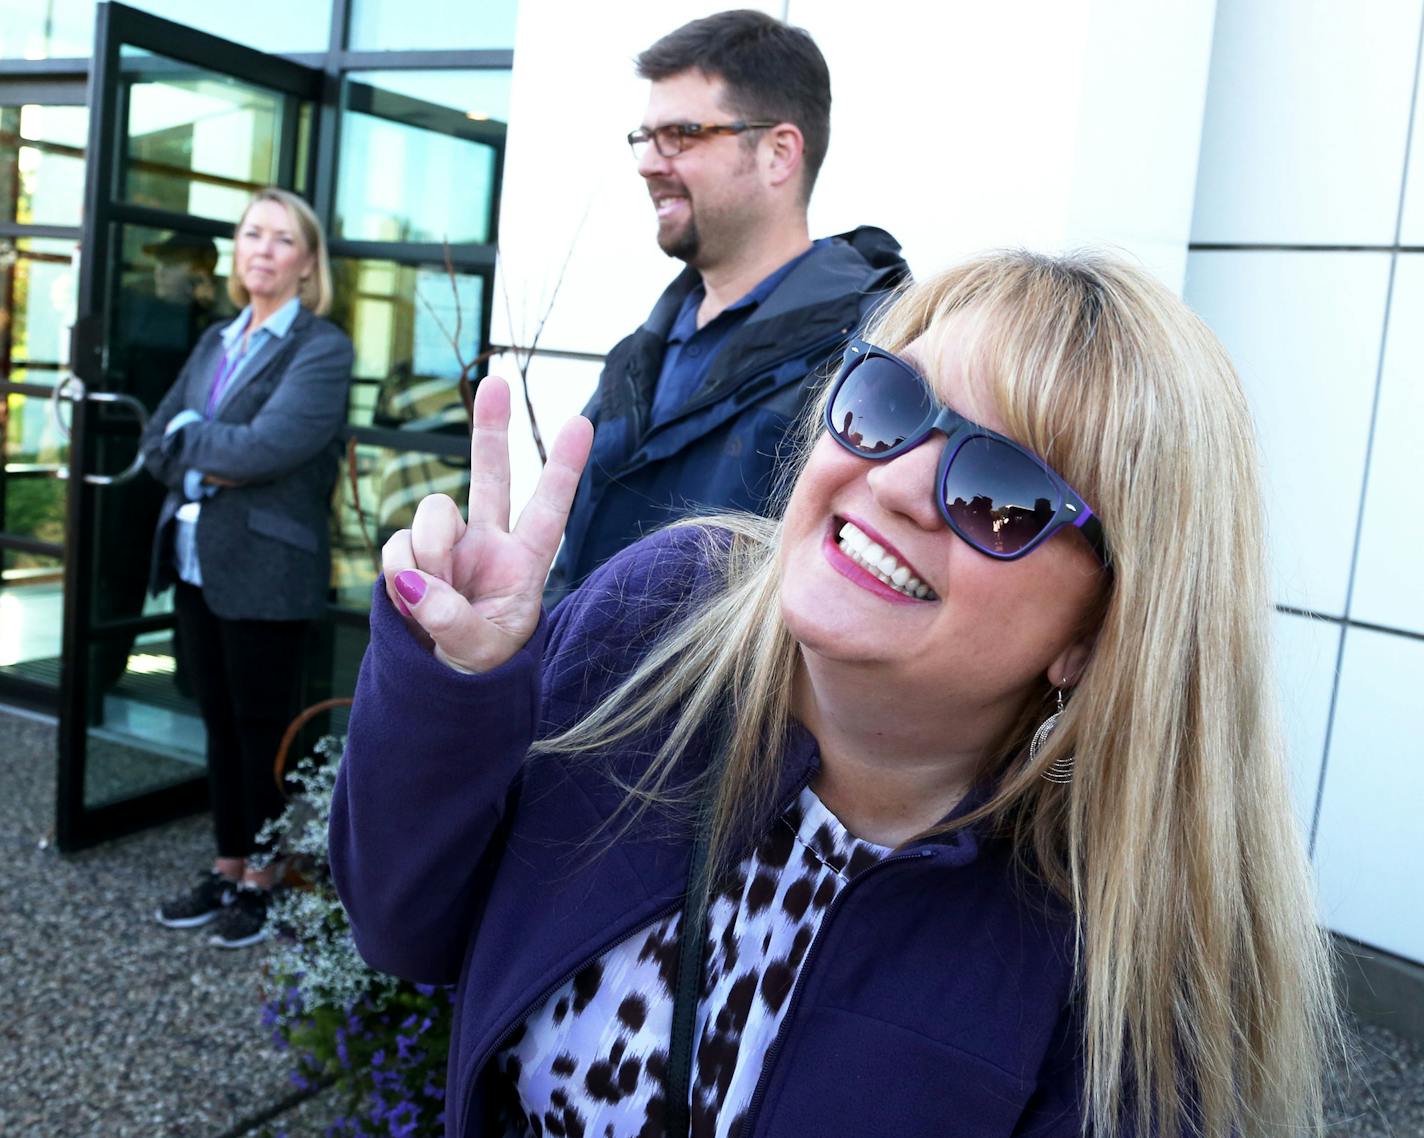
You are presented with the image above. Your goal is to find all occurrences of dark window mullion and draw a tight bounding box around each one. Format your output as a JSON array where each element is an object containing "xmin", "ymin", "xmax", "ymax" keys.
[{"xmin": 327, "ymin": 240, "xmax": 496, "ymax": 272}]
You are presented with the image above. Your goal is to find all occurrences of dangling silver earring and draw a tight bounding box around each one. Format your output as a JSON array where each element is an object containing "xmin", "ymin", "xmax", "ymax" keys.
[{"xmin": 1030, "ymin": 687, "xmax": 1074, "ymax": 784}]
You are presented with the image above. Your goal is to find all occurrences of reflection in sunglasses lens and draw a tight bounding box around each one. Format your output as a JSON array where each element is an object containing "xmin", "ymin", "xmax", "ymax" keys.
[
  {"xmin": 943, "ymin": 437, "xmax": 1060, "ymax": 556},
  {"xmin": 830, "ymin": 356, "xmax": 933, "ymax": 455}
]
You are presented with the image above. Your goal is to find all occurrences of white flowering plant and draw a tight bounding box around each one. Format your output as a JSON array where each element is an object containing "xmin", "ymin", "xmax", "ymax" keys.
[{"xmin": 257, "ymin": 736, "xmax": 455, "ymax": 1138}]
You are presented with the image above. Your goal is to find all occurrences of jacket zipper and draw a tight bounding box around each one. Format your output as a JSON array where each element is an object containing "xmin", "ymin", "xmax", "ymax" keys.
[
  {"xmin": 737, "ymin": 847, "xmax": 938, "ymax": 1137},
  {"xmin": 460, "ymin": 769, "xmax": 817, "ymax": 1132}
]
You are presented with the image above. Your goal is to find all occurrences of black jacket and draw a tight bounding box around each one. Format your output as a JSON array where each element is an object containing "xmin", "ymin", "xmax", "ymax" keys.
[{"xmin": 546, "ymin": 226, "xmax": 908, "ymax": 599}]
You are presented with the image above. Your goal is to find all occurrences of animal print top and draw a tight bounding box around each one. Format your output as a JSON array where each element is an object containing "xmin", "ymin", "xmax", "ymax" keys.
[{"xmin": 496, "ymin": 785, "xmax": 891, "ymax": 1138}]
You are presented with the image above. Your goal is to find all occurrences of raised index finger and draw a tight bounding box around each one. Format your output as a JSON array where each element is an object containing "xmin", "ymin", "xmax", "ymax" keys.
[{"xmin": 467, "ymin": 376, "xmax": 512, "ymax": 530}]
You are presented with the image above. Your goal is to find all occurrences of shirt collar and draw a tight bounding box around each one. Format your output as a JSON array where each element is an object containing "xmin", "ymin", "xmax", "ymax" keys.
[
  {"xmin": 220, "ymin": 295, "xmax": 302, "ymax": 348},
  {"xmin": 669, "ymin": 242, "xmax": 822, "ymax": 344}
]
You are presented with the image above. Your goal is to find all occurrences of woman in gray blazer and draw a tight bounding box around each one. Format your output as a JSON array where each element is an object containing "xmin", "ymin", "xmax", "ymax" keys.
[{"xmin": 143, "ymin": 188, "xmax": 353, "ymax": 948}]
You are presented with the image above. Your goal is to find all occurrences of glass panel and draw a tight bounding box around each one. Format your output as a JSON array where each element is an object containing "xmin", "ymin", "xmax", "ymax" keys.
[
  {"xmin": 120, "ymin": 48, "xmax": 283, "ymax": 221},
  {"xmin": 0, "ymin": 548, "xmax": 64, "ymax": 689},
  {"xmin": 2, "ymin": 389, "xmax": 67, "ymax": 544},
  {"xmin": 331, "ymin": 257, "xmax": 485, "ymax": 430},
  {"xmin": 2, "ymin": 237, "xmax": 79, "ymax": 377},
  {"xmin": 90, "ymin": 224, "xmax": 238, "ymax": 629},
  {"xmin": 348, "ymin": 0, "xmax": 518, "ymax": 51},
  {"xmin": 0, "ymin": 1, "xmax": 94, "ymax": 60},
  {"xmin": 0, "ymin": 105, "xmax": 88, "ymax": 228},
  {"xmin": 330, "ymin": 440, "xmax": 470, "ymax": 611},
  {"xmin": 110, "ymin": 224, "xmax": 238, "ymax": 403},
  {"xmin": 124, "ymin": 0, "xmax": 334, "ymax": 54},
  {"xmin": 334, "ymin": 70, "xmax": 507, "ymax": 245},
  {"xmin": 84, "ymin": 629, "xmax": 205, "ymax": 809},
  {"xmin": 328, "ymin": 256, "xmax": 485, "ymax": 612},
  {"xmin": 294, "ymin": 102, "xmax": 314, "ymax": 197}
]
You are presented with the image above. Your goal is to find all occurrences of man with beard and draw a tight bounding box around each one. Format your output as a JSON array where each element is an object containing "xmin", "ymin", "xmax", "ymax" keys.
[{"xmin": 545, "ymin": 9, "xmax": 908, "ymax": 599}]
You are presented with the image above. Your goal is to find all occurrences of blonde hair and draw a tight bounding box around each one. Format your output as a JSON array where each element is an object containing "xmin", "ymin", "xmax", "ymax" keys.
[
  {"xmin": 227, "ymin": 187, "xmax": 333, "ymax": 315},
  {"xmin": 542, "ymin": 250, "xmax": 1339, "ymax": 1136}
]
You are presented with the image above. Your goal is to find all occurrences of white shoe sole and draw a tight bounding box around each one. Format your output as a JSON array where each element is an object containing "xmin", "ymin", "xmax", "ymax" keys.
[
  {"xmin": 208, "ymin": 927, "xmax": 269, "ymax": 949},
  {"xmin": 154, "ymin": 908, "xmax": 222, "ymax": 929}
]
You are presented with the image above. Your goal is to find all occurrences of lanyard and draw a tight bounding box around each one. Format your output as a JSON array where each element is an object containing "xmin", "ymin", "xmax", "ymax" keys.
[{"xmin": 205, "ymin": 336, "xmax": 252, "ymax": 416}]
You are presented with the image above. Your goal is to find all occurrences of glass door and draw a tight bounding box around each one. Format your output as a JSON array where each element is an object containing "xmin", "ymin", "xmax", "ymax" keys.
[
  {"xmin": 0, "ymin": 81, "xmax": 87, "ymax": 706},
  {"xmin": 57, "ymin": 3, "xmax": 321, "ymax": 850}
]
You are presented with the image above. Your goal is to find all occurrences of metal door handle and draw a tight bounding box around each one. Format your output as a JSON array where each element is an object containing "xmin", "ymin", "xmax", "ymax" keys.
[
  {"xmin": 47, "ymin": 378, "xmax": 153, "ymax": 485},
  {"xmin": 82, "ymin": 391, "xmax": 151, "ymax": 485}
]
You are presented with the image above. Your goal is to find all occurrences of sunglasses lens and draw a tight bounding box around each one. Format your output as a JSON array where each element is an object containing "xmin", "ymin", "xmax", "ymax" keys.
[
  {"xmin": 829, "ymin": 355, "xmax": 933, "ymax": 455},
  {"xmin": 943, "ymin": 436, "xmax": 1062, "ymax": 557}
]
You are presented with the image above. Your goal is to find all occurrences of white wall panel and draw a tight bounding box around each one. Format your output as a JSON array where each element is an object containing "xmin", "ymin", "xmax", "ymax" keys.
[
  {"xmin": 1183, "ymin": 252, "xmax": 1387, "ymax": 615},
  {"xmin": 798, "ymin": 0, "xmax": 1216, "ymax": 292},
  {"xmin": 486, "ymin": 351, "xmax": 602, "ymax": 514},
  {"xmin": 800, "ymin": 0, "xmax": 1093, "ymax": 276},
  {"xmin": 1272, "ymin": 611, "xmax": 1339, "ymax": 836},
  {"xmin": 1060, "ymin": 0, "xmax": 1218, "ymax": 293},
  {"xmin": 1351, "ymin": 254, "xmax": 1424, "ymax": 635},
  {"xmin": 1191, "ymin": 0, "xmax": 1421, "ymax": 245},
  {"xmin": 1313, "ymin": 628, "xmax": 1424, "ymax": 961},
  {"xmin": 1398, "ymin": 32, "xmax": 1424, "ymax": 244}
]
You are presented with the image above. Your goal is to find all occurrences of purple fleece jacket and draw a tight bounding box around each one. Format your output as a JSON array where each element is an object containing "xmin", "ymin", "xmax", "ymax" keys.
[{"xmin": 329, "ymin": 526, "xmax": 1087, "ymax": 1137}]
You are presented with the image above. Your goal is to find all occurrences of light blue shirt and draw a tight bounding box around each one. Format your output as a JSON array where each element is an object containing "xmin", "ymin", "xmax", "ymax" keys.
[{"xmin": 171, "ymin": 297, "xmax": 303, "ymax": 587}]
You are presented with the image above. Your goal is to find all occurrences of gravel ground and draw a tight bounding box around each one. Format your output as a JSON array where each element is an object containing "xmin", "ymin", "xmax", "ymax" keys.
[
  {"xmin": 0, "ymin": 709, "xmax": 300, "ymax": 1138},
  {"xmin": 3, "ymin": 704, "xmax": 1423, "ymax": 1137}
]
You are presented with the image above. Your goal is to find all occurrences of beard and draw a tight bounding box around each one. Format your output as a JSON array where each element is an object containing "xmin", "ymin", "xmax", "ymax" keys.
[{"xmin": 658, "ymin": 211, "xmax": 700, "ymax": 263}]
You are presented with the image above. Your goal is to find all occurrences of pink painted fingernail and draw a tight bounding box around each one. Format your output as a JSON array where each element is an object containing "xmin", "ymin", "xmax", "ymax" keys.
[
  {"xmin": 394, "ymin": 571, "xmax": 426, "ymax": 606},
  {"xmin": 394, "ymin": 593, "xmax": 412, "ymax": 617}
]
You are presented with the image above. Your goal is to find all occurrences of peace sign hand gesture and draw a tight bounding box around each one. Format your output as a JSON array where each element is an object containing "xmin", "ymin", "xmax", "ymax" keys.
[{"xmin": 381, "ymin": 376, "xmax": 594, "ymax": 673}]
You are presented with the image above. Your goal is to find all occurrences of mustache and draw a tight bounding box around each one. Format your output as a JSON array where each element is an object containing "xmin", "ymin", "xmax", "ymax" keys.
[{"xmin": 645, "ymin": 177, "xmax": 689, "ymax": 199}]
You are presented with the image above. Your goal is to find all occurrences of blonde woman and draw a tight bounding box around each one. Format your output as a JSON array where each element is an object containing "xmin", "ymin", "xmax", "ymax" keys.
[
  {"xmin": 145, "ymin": 188, "xmax": 352, "ymax": 948},
  {"xmin": 331, "ymin": 251, "xmax": 1337, "ymax": 1136}
]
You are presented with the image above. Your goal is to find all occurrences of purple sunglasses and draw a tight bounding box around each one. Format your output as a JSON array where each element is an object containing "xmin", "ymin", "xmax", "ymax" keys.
[{"xmin": 824, "ymin": 339, "xmax": 1110, "ymax": 564}]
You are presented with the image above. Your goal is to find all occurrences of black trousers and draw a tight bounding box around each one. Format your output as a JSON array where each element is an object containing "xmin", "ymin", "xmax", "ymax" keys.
[{"xmin": 174, "ymin": 582, "xmax": 310, "ymax": 858}]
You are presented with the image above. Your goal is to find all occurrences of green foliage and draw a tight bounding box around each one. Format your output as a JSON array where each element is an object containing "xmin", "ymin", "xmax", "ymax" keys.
[{"xmin": 258, "ymin": 737, "xmax": 453, "ymax": 1138}]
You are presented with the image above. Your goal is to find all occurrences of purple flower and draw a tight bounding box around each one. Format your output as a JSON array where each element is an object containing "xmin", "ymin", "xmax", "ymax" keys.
[
  {"xmin": 371, "ymin": 1049, "xmax": 385, "ymax": 1068},
  {"xmin": 385, "ymin": 1101, "xmax": 419, "ymax": 1137}
]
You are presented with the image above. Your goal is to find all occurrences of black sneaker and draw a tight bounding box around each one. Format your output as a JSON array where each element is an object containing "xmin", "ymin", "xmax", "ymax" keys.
[
  {"xmin": 207, "ymin": 884, "xmax": 273, "ymax": 949},
  {"xmin": 155, "ymin": 871, "xmax": 237, "ymax": 929}
]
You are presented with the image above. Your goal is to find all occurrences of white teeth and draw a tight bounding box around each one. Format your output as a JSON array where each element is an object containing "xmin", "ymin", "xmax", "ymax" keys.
[
  {"xmin": 834, "ymin": 520, "xmax": 936, "ymax": 600},
  {"xmin": 838, "ymin": 521, "xmax": 868, "ymax": 553}
]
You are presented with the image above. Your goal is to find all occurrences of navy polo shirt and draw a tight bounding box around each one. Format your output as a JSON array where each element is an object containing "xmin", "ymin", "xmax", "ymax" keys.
[{"xmin": 648, "ymin": 240, "xmax": 825, "ymax": 429}]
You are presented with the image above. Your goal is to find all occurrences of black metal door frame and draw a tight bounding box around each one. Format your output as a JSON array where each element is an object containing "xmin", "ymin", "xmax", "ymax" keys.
[{"xmin": 57, "ymin": 2, "xmax": 322, "ymax": 851}]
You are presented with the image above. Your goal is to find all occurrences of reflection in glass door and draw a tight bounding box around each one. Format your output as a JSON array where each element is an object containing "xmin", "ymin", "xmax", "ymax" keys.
[
  {"xmin": 0, "ymin": 91, "xmax": 86, "ymax": 703},
  {"xmin": 57, "ymin": 3, "xmax": 321, "ymax": 850}
]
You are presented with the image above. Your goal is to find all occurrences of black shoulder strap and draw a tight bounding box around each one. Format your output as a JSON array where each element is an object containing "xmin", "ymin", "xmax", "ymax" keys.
[{"xmin": 664, "ymin": 793, "xmax": 716, "ymax": 1138}]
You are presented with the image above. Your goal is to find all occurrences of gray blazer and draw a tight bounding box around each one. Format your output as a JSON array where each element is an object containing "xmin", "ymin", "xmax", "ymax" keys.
[{"xmin": 141, "ymin": 307, "xmax": 355, "ymax": 621}]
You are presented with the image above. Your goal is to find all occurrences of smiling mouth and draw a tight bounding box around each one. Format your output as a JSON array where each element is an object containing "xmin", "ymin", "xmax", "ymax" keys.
[
  {"xmin": 835, "ymin": 519, "xmax": 937, "ymax": 600},
  {"xmin": 653, "ymin": 194, "xmax": 687, "ymax": 218}
]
